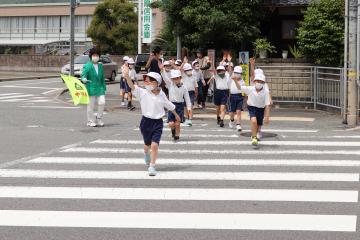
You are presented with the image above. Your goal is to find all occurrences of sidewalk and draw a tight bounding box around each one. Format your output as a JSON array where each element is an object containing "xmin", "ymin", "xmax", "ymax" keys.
[{"xmin": 0, "ymin": 71, "xmax": 59, "ymax": 82}]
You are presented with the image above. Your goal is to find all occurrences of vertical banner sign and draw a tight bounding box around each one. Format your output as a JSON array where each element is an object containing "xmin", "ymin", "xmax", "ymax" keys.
[
  {"xmin": 208, "ymin": 49, "xmax": 216, "ymax": 74},
  {"xmin": 142, "ymin": 0, "xmax": 152, "ymax": 44},
  {"xmin": 239, "ymin": 51, "xmax": 250, "ymax": 87}
]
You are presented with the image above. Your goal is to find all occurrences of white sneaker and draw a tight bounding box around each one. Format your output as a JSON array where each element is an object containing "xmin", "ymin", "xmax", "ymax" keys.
[
  {"xmin": 87, "ymin": 121, "xmax": 97, "ymax": 127},
  {"xmin": 97, "ymin": 118, "xmax": 104, "ymax": 127},
  {"xmin": 228, "ymin": 121, "xmax": 234, "ymax": 129},
  {"xmin": 148, "ymin": 166, "xmax": 157, "ymax": 176},
  {"xmin": 257, "ymin": 131, "xmax": 263, "ymax": 140},
  {"xmin": 121, "ymin": 101, "xmax": 125, "ymax": 106},
  {"xmin": 236, "ymin": 124, "xmax": 242, "ymax": 132}
]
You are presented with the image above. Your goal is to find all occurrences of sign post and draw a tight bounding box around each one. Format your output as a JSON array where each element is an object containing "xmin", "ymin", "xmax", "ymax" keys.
[{"xmin": 142, "ymin": 0, "xmax": 152, "ymax": 44}]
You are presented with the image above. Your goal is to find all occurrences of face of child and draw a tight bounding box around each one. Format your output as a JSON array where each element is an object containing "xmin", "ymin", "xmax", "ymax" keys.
[
  {"xmin": 194, "ymin": 64, "xmax": 200, "ymax": 70},
  {"xmin": 217, "ymin": 70, "xmax": 226, "ymax": 78},
  {"xmin": 165, "ymin": 65, "xmax": 171, "ymax": 72},
  {"xmin": 172, "ymin": 77, "xmax": 182, "ymax": 86},
  {"xmin": 144, "ymin": 77, "xmax": 159, "ymax": 89},
  {"xmin": 185, "ymin": 70, "xmax": 192, "ymax": 77},
  {"xmin": 254, "ymin": 80, "xmax": 265, "ymax": 90},
  {"xmin": 129, "ymin": 64, "xmax": 134, "ymax": 69}
]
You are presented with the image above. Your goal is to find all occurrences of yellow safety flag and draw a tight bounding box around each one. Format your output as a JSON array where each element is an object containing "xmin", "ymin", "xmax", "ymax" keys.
[{"xmin": 61, "ymin": 74, "xmax": 89, "ymax": 105}]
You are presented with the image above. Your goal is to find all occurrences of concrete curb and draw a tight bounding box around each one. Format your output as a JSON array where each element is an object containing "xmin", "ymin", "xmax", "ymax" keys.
[{"xmin": 0, "ymin": 75, "xmax": 59, "ymax": 82}]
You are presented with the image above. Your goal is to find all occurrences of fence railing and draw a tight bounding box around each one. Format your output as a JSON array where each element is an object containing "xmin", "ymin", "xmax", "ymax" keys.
[{"xmin": 257, "ymin": 65, "xmax": 358, "ymax": 118}]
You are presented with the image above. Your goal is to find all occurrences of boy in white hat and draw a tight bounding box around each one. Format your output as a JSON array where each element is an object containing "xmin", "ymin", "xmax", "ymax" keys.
[
  {"xmin": 209, "ymin": 65, "xmax": 232, "ymax": 127},
  {"xmin": 181, "ymin": 63, "xmax": 198, "ymax": 126},
  {"xmin": 124, "ymin": 58, "xmax": 136, "ymax": 111},
  {"xmin": 123, "ymin": 68, "xmax": 180, "ymax": 176},
  {"xmin": 229, "ymin": 66, "xmax": 246, "ymax": 131},
  {"xmin": 120, "ymin": 56, "xmax": 130, "ymax": 106},
  {"xmin": 161, "ymin": 68, "xmax": 192, "ymax": 140},
  {"xmin": 192, "ymin": 60, "xmax": 206, "ymax": 109},
  {"xmin": 234, "ymin": 73, "xmax": 271, "ymax": 146}
]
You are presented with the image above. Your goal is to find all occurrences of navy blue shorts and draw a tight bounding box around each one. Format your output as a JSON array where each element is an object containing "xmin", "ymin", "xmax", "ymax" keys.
[
  {"xmin": 139, "ymin": 117, "xmax": 164, "ymax": 145},
  {"xmin": 188, "ymin": 91, "xmax": 195, "ymax": 106},
  {"xmin": 214, "ymin": 89, "xmax": 229, "ymax": 106},
  {"xmin": 248, "ymin": 106, "xmax": 265, "ymax": 126},
  {"xmin": 120, "ymin": 77, "xmax": 126, "ymax": 90},
  {"xmin": 229, "ymin": 94, "xmax": 244, "ymax": 112},
  {"xmin": 168, "ymin": 102, "xmax": 184, "ymax": 123}
]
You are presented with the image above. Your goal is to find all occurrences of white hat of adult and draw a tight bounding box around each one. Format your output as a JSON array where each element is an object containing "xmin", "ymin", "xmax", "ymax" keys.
[
  {"xmin": 234, "ymin": 66, "xmax": 243, "ymax": 74},
  {"xmin": 127, "ymin": 58, "xmax": 135, "ymax": 64},
  {"xmin": 216, "ymin": 65, "xmax": 226, "ymax": 71},
  {"xmin": 170, "ymin": 69, "xmax": 182, "ymax": 79},
  {"xmin": 146, "ymin": 72, "xmax": 162, "ymax": 85},
  {"xmin": 254, "ymin": 73, "xmax": 266, "ymax": 82},
  {"xmin": 123, "ymin": 56, "xmax": 130, "ymax": 61},
  {"xmin": 163, "ymin": 60, "xmax": 171, "ymax": 66},
  {"xmin": 183, "ymin": 63, "xmax": 192, "ymax": 72}
]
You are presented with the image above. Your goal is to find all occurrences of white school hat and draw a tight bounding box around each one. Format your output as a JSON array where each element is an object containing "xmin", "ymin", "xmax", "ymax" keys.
[
  {"xmin": 192, "ymin": 60, "xmax": 199, "ymax": 66},
  {"xmin": 146, "ymin": 72, "xmax": 162, "ymax": 84},
  {"xmin": 234, "ymin": 66, "xmax": 243, "ymax": 74},
  {"xmin": 254, "ymin": 68, "xmax": 264, "ymax": 75},
  {"xmin": 254, "ymin": 73, "xmax": 266, "ymax": 82},
  {"xmin": 123, "ymin": 56, "xmax": 130, "ymax": 61},
  {"xmin": 163, "ymin": 60, "xmax": 171, "ymax": 66},
  {"xmin": 216, "ymin": 65, "xmax": 226, "ymax": 71},
  {"xmin": 170, "ymin": 69, "xmax": 182, "ymax": 79},
  {"xmin": 175, "ymin": 60, "xmax": 182, "ymax": 66},
  {"xmin": 183, "ymin": 63, "xmax": 192, "ymax": 72},
  {"xmin": 127, "ymin": 58, "xmax": 135, "ymax": 64}
]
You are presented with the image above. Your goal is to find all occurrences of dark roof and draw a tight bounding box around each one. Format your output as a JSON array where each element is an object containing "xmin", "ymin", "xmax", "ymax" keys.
[
  {"xmin": 0, "ymin": 0, "xmax": 98, "ymax": 5},
  {"xmin": 263, "ymin": 0, "xmax": 311, "ymax": 5}
]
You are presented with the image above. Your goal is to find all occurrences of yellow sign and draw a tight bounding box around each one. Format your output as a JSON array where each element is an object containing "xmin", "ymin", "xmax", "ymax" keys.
[{"xmin": 61, "ymin": 74, "xmax": 89, "ymax": 105}]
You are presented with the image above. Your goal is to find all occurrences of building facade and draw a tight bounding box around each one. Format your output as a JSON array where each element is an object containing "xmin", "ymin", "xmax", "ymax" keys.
[{"xmin": 0, "ymin": 0, "xmax": 164, "ymax": 54}]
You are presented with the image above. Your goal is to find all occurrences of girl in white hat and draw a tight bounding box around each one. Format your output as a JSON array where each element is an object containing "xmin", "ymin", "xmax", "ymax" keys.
[
  {"xmin": 229, "ymin": 66, "xmax": 246, "ymax": 131},
  {"xmin": 181, "ymin": 62, "xmax": 198, "ymax": 126}
]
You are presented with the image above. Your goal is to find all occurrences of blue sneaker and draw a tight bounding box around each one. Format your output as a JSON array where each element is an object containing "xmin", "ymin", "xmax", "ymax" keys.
[
  {"xmin": 148, "ymin": 166, "xmax": 157, "ymax": 176},
  {"xmin": 144, "ymin": 153, "xmax": 151, "ymax": 166}
]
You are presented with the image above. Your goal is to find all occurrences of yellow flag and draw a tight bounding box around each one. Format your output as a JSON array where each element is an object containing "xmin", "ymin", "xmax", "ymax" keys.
[{"xmin": 61, "ymin": 74, "xmax": 89, "ymax": 105}]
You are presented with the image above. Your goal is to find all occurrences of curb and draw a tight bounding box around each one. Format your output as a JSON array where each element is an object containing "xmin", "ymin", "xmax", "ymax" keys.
[{"xmin": 0, "ymin": 75, "xmax": 59, "ymax": 82}]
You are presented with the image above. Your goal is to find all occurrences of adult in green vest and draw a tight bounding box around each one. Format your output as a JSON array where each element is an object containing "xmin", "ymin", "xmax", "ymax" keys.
[{"xmin": 81, "ymin": 47, "xmax": 107, "ymax": 127}]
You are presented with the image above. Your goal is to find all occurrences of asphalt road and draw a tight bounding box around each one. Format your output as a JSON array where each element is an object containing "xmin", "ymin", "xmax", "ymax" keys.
[{"xmin": 0, "ymin": 77, "xmax": 360, "ymax": 240}]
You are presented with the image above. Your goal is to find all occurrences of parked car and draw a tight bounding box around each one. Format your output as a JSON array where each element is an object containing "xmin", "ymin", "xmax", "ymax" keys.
[
  {"xmin": 135, "ymin": 53, "xmax": 150, "ymax": 73},
  {"xmin": 61, "ymin": 55, "xmax": 117, "ymax": 81}
]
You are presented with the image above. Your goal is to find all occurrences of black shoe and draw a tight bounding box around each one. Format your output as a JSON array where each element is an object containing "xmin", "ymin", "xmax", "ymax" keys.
[
  {"xmin": 171, "ymin": 128, "xmax": 176, "ymax": 138},
  {"xmin": 217, "ymin": 117, "xmax": 221, "ymax": 125},
  {"xmin": 129, "ymin": 106, "xmax": 135, "ymax": 111},
  {"xmin": 219, "ymin": 120, "xmax": 224, "ymax": 128},
  {"xmin": 174, "ymin": 136, "xmax": 180, "ymax": 141}
]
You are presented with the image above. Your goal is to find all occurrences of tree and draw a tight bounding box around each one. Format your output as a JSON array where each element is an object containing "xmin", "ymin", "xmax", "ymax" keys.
[
  {"xmin": 297, "ymin": 0, "xmax": 344, "ymax": 66},
  {"xmin": 153, "ymin": 0, "xmax": 262, "ymax": 52},
  {"xmin": 87, "ymin": 0, "xmax": 137, "ymax": 55}
]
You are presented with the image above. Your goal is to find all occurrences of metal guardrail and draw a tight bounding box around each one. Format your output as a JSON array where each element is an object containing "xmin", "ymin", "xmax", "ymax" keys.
[{"xmin": 257, "ymin": 65, "xmax": 358, "ymax": 118}]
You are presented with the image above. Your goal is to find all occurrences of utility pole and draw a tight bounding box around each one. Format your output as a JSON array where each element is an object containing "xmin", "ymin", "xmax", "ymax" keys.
[
  {"xmin": 70, "ymin": 0, "xmax": 79, "ymax": 76},
  {"xmin": 138, "ymin": 0, "xmax": 142, "ymax": 54},
  {"xmin": 346, "ymin": 0, "xmax": 359, "ymax": 126}
]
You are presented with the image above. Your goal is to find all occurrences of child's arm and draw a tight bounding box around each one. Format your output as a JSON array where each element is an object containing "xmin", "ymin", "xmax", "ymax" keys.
[
  {"xmin": 184, "ymin": 87, "xmax": 192, "ymax": 111},
  {"xmin": 264, "ymin": 105, "xmax": 271, "ymax": 125},
  {"xmin": 145, "ymin": 53, "xmax": 154, "ymax": 70},
  {"xmin": 250, "ymin": 57, "xmax": 255, "ymax": 82}
]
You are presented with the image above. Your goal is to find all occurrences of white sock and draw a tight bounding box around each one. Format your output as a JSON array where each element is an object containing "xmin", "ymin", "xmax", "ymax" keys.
[{"xmin": 149, "ymin": 163, "xmax": 156, "ymax": 168}]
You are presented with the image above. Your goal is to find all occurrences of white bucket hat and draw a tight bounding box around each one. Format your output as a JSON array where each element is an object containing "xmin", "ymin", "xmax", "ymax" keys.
[
  {"xmin": 170, "ymin": 70, "xmax": 182, "ymax": 79},
  {"xmin": 146, "ymin": 72, "xmax": 162, "ymax": 84},
  {"xmin": 234, "ymin": 66, "xmax": 243, "ymax": 74}
]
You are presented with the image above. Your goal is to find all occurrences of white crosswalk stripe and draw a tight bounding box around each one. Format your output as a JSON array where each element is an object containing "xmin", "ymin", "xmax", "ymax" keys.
[
  {"xmin": 0, "ymin": 123, "xmax": 358, "ymax": 235},
  {"xmin": 0, "ymin": 92, "xmax": 54, "ymax": 103}
]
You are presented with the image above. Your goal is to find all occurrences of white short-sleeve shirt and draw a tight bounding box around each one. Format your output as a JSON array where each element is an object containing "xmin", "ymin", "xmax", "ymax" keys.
[
  {"xmin": 241, "ymin": 86, "xmax": 271, "ymax": 108},
  {"xmin": 132, "ymin": 86, "xmax": 175, "ymax": 119},
  {"xmin": 230, "ymin": 79, "xmax": 246, "ymax": 94}
]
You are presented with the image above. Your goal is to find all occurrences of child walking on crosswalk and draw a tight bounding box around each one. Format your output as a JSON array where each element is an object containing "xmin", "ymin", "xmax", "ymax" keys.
[
  {"xmin": 235, "ymin": 72, "xmax": 271, "ymax": 146},
  {"xmin": 123, "ymin": 67, "xmax": 180, "ymax": 176},
  {"xmin": 161, "ymin": 68, "xmax": 192, "ymax": 141}
]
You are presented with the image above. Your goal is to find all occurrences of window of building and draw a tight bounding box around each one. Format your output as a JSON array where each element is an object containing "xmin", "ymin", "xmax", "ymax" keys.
[{"xmin": 282, "ymin": 20, "xmax": 298, "ymax": 39}]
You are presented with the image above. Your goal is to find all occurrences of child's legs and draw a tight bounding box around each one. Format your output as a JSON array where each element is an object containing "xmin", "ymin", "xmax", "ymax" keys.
[
  {"xmin": 168, "ymin": 121, "xmax": 175, "ymax": 129},
  {"xmin": 175, "ymin": 121, "xmax": 181, "ymax": 136},
  {"xmin": 235, "ymin": 110, "xmax": 242, "ymax": 124},
  {"xmin": 144, "ymin": 144, "xmax": 150, "ymax": 155},
  {"xmin": 216, "ymin": 105, "xmax": 220, "ymax": 117},
  {"xmin": 150, "ymin": 142, "xmax": 159, "ymax": 165},
  {"xmin": 220, "ymin": 104, "xmax": 226, "ymax": 120},
  {"xmin": 127, "ymin": 92, "xmax": 132, "ymax": 102},
  {"xmin": 251, "ymin": 117, "xmax": 258, "ymax": 137},
  {"xmin": 229, "ymin": 112, "xmax": 234, "ymax": 121}
]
